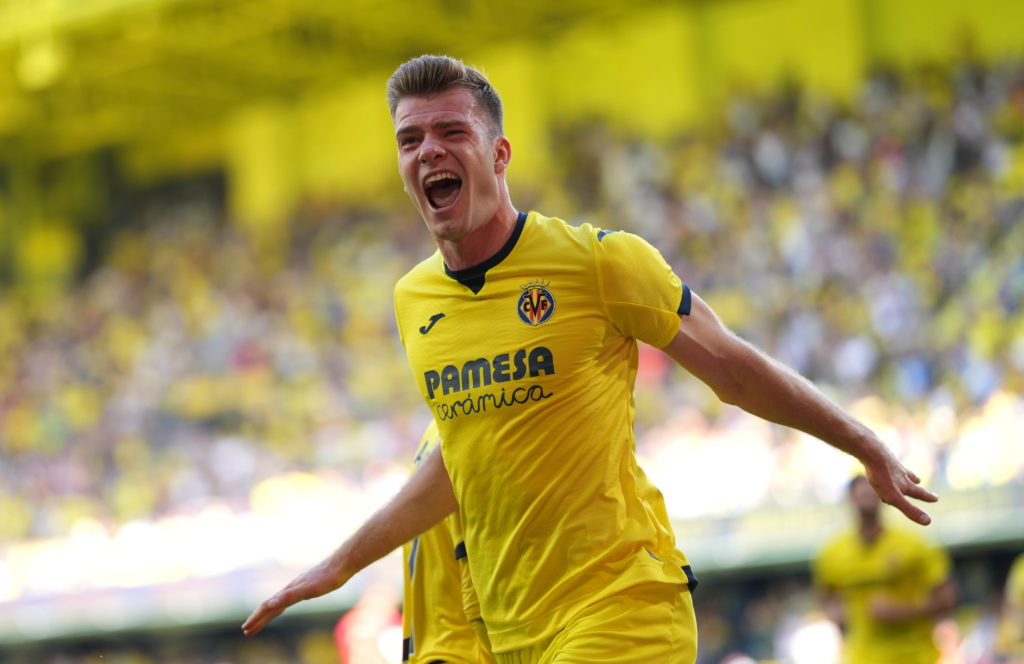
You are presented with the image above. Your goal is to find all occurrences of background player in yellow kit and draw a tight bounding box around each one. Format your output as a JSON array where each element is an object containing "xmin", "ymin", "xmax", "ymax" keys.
[
  {"xmin": 996, "ymin": 552, "xmax": 1024, "ymax": 661},
  {"xmin": 243, "ymin": 55, "xmax": 938, "ymax": 663},
  {"xmin": 402, "ymin": 421, "xmax": 494, "ymax": 664},
  {"xmin": 815, "ymin": 475, "xmax": 955, "ymax": 664}
]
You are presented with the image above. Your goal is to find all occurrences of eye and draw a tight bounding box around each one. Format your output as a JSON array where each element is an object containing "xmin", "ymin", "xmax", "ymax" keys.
[{"xmin": 445, "ymin": 129, "xmax": 464, "ymax": 137}]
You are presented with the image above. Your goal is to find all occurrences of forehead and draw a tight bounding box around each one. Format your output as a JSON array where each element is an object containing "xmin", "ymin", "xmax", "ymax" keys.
[{"xmin": 393, "ymin": 86, "xmax": 482, "ymax": 130}]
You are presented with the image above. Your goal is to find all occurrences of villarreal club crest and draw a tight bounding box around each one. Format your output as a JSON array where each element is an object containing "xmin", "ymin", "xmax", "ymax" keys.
[{"xmin": 518, "ymin": 279, "xmax": 555, "ymax": 326}]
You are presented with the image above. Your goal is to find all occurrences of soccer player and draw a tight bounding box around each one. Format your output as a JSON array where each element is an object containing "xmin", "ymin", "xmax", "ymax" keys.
[
  {"xmin": 243, "ymin": 55, "xmax": 937, "ymax": 663},
  {"xmin": 814, "ymin": 475, "xmax": 956, "ymax": 664},
  {"xmin": 402, "ymin": 421, "xmax": 495, "ymax": 664},
  {"xmin": 996, "ymin": 551, "xmax": 1024, "ymax": 660}
]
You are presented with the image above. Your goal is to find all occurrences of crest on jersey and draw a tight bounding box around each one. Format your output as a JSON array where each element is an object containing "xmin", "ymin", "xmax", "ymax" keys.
[{"xmin": 518, "ymin": 279, "xmax": 555, "ymax": 326}]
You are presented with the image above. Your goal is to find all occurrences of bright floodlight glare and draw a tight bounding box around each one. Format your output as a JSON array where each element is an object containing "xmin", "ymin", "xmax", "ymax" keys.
[{"xmin": 788, "ymin": 615, "xmax": 842, "ymax": 664}]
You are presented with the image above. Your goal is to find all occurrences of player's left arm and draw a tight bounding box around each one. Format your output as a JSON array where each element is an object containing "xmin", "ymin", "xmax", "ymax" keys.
[{"xmin": 659, "ymin": 291, "xmax": 938, "ymax": 525}]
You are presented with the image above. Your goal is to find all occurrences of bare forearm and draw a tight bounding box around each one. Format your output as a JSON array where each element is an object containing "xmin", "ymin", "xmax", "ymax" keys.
[
  {"xmin": 820, "ymin": 590, "xmax": 846, "ymax": 630},
  {"xmin": 719, "ymin": 339, "xmax": 880, "ymax": 461},
  {"xmin": 713, "ymin": 336, "xmax": 936, "ymax": 522},
  {"xmin": 871, "ymin": 580, "xmax": 957, "ymax": 622},
  {"xmin": 662, "ymin": 292, "xmax": 937, "ymax": 524},
  {"xmin": 242, "ymin": 447, "xmax": 456, "ymax": 636},
  {"xmin": 664, "ymin": 296, "xmax": 880, "ymax": 460},
  {"xmin": 923, "ymin": 580, "xmax": 957, "ymax": 617},
  {"xmin": 333, "ymin": 454, "xmax": 457, "ymax": 580}
]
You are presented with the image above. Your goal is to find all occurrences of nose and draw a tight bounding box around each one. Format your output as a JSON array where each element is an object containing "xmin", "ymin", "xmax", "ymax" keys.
[{"xmin": 418, "ymin": 137, "xmax": 445, "ymax": 164}]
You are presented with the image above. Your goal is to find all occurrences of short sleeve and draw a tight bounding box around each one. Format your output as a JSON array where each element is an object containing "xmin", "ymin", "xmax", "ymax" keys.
[{"xmin": 593, "ymin": 229, "xmax": 689, "ymax": 348}]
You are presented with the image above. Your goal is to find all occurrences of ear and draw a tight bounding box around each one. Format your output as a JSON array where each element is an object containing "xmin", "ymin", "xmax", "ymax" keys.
[{"xmin": 493, "ymin": 136, "xmax": 512, "ymax": 175}]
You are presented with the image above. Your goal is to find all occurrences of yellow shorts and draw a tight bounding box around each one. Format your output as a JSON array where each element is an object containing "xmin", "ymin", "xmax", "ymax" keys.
[
  {"xmin": 408, "ymin": 618, "xmax": 495, "ymax": 664},
  {"xmin": 493, "ymin": 582, "xmax": 697, "ymax": 664}
]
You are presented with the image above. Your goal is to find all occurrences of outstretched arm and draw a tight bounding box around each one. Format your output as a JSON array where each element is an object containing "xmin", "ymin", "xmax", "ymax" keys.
[
  {"xmin": 242, "ymin": 446, "xmax": 457, "ymax": 636},
  {"xmin": 660, "ymin": 291, "xmax": 938, "ymax": 525}
]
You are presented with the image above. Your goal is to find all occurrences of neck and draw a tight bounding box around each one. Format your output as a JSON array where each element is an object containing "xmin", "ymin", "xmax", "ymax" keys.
[
  {"xmin": 436, "ymin": 200, "xmax": 519, "ymax": 271},
  {"xmin": 858, "ymin": 515, "xmax": 883, "ymax": 543}
]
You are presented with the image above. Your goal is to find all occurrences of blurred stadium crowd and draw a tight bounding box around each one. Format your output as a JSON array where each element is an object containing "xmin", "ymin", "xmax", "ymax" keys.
[{"xmin": 2, "ymin": 56, "xmax": 1024, "ymax": 663}]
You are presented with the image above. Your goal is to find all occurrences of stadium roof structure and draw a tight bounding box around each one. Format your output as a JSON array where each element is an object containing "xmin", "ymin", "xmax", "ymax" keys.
[{"xmin": 0, "ymin": 0, "xmax": 658, "ymax": 162}]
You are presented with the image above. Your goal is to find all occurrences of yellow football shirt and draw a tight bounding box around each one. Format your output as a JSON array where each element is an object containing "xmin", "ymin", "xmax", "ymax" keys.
[
  {"xmin": 394, "ymin": 211, "xmax": 695, "ymax": 652},
  {"xmin": 814, "ymin": 525, "xmax": 951, "ymax": 664},
  {"xmin": 1007, "ymin": 552, "xmax": 1024, "ymax": 613},
  {"xmin": 997, "ymin": 552, "xmax": 1024, "ymax": 657},
  {"xmin": 401, "ymin": 421, "xmax": 493, "ymax": 664}
]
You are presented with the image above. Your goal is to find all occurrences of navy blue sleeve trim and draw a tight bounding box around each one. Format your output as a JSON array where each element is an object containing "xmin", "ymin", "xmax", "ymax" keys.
[
  {"xmin": 682, "ymin": 564, "xmax": 699, "ymax": 593},
  {"xmin": 408, "ymin": 536, "xmax": 420, "ymax": 577},
  {"xmin": 454, "ymin": 541, "xmax": 467, "ymax": 560},
  {"xmin": 402, "ymin": 636, "xmax": 412, "ymax": 661},
  {"xmin": 678, "ymin": 284, "xmax": 692, "ymax": 316}
]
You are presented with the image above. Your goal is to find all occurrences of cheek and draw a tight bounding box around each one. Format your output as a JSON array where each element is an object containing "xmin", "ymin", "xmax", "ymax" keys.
[{"xmin": 399, "ymin": 170, "xmax": 417, "ymax": 195}]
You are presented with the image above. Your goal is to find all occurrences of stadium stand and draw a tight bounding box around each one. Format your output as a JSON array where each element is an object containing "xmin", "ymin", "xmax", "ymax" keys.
[{"xmin": 1, "ymin": 1, "xmax": 1023, "ymax": 661}]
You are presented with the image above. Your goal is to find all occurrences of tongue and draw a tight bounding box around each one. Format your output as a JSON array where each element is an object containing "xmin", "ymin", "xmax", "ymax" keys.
[{"xmin": 428, "ymin": 181, "xmax": 461, "ymax": 209}]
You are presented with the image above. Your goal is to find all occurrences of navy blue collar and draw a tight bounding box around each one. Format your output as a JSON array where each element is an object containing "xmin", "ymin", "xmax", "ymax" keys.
[{"xmin": 444, "ymin": 211, "xmax": 527, "ymax": 294}]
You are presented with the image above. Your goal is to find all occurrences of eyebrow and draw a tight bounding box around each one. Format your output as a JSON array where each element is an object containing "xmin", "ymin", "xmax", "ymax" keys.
[{"xmin": 395, "ymin": 118, "xmax": 469, "ymax": 139}]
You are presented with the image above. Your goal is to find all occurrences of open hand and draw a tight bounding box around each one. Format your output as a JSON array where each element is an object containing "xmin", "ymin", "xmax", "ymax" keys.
[
  {"xmin": 242, "ymin": 560, "xmax": 346, "ymax": 636},
  {"xmin": 864, "ymin": 452, "xmax": 938, "ymax": 526}
]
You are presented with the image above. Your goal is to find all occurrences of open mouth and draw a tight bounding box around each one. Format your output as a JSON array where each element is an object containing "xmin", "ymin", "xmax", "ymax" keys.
[{"xmin": 424, "ymin": 171, "xmax": 462, "ymax": 210}]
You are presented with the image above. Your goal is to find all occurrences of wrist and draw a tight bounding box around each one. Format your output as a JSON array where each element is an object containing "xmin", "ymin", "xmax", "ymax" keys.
[
  {"xmin": 328, "ymin": 545, "xmax": 358, "ymax": 587},
  {"xmin": 850, "ymin": 428, "xmax": 889, "ymax": 467}
]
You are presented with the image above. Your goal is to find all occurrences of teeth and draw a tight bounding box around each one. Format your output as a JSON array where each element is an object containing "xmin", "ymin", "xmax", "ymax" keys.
[{"xmin": 425, "ymin": 172, "xmax": 459, "ymax": 186}]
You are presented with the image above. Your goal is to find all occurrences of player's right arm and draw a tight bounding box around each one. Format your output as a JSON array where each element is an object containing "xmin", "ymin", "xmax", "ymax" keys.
[{"xmin": 242, "ymin": 446, "xmax": 457, "ymax": 636}]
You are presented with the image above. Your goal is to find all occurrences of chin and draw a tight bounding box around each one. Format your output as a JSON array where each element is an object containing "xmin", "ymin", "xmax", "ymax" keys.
[
  {"xmin": 425, "ymin": 218, "xmax": 463, "ymax": 242},
  {"xmin": 424, "ymin": 206, "xmax": 463, "ymax": 229}
]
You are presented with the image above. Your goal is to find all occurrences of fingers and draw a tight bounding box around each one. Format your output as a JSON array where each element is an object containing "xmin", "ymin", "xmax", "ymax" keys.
[
  {"xmin": 241, "ymin": 567, "xmax": 338, "ymax": 637},
  {"xmin": 242, "ymin": 586, "xmax": 309, "ymax": 636},
  {"xmin": 241, "ymin": 595, "xmax": 286, "ymax": 636},
  {"xmin": 888, "ymin": 495, "xmax": 932, "ymax": 526},
  {"xmin": 878, "ymin": 473, "xmax": 937, "ymax": 526},
  {"xmin": 903, "ymin": 481, "xmax": 938, "ymax": 503},
  {"xmin": 866, "ymin": 460, "xmax": 938, "ymax": 526}
]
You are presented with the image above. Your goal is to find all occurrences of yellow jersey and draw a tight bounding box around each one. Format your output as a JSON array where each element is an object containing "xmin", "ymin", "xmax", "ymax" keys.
[
  {"xmin": 401, "ymin": 421, "xmax": 494, "ymax": 664},
  {"xmin": 394, "ymin": 211, "xmax": 695, "ymax": 652},
  {"xmin": 814, "ymin": 525, "xmax": 951, "ymax": 664},
  {"xmin": 1007, "ymin": 552, "xmax": 1024, "ymax": 612},
  {"xmin": 997, "ymin": 552, "xmax": 1024, "ymax": 658}
]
